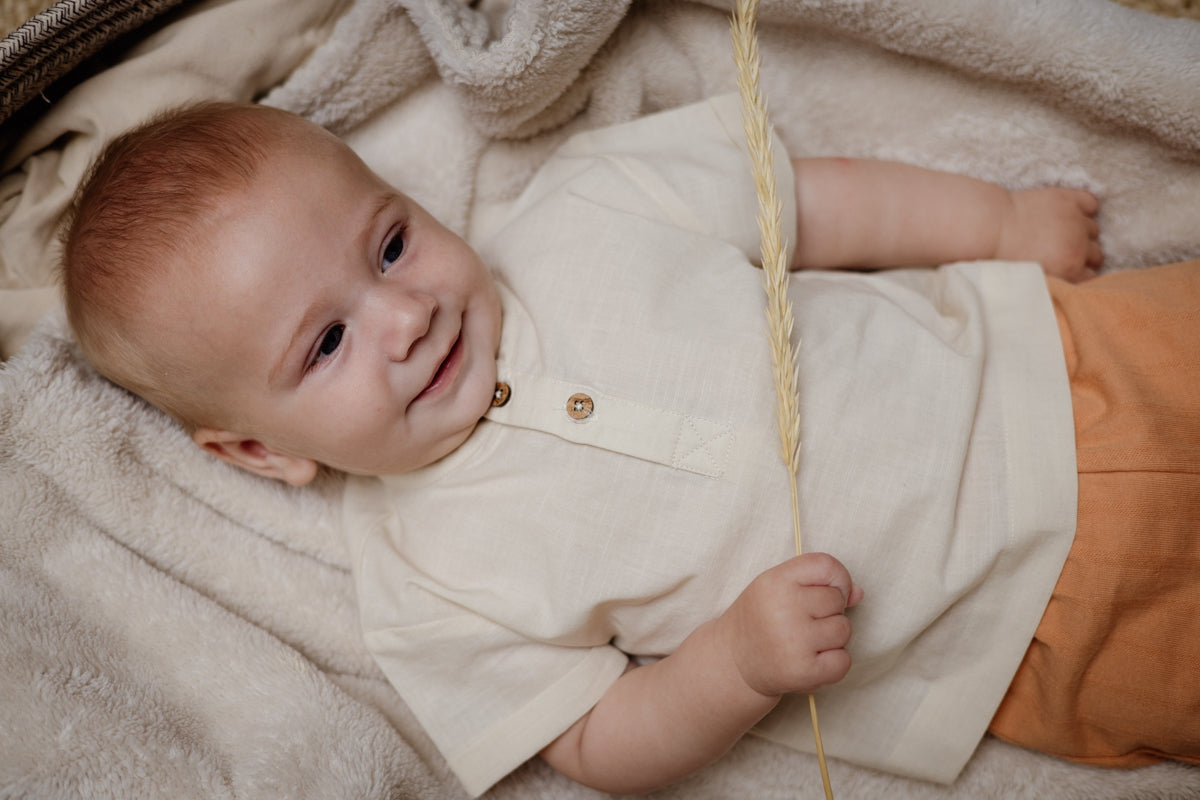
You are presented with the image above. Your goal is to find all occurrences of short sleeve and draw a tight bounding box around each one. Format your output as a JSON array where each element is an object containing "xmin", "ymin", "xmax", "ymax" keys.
[
  {"xmin": 343, "ymin": 475, "xmax": 629, "ymax": 797},
  {"xmin": 502, "ymin": 94, "xmax": 797, "ymax": 265}
]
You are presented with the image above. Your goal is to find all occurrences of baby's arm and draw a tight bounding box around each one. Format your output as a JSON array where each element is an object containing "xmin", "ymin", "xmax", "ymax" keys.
[
  {"xmin": 790, "ymin": 158, "xmax": 1102, "ymax": 281},
  {"xmin": 540, "ymin": 553, "xmax": 863, "ymax": 794}
]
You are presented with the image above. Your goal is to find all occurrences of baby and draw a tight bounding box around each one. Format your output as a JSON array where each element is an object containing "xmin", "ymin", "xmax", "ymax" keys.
[{"xmin": 62, "ymin": 97, "xmax": 1198, "ymax": 796}]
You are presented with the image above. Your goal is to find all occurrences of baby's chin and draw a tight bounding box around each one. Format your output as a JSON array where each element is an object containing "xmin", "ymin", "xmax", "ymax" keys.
[{"xmin": 337, "ymin": 421, "xmax": 487, "ymax": 478}]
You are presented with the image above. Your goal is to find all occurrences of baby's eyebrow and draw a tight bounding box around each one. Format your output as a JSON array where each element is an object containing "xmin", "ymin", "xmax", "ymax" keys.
[
  {"xmin": 270, "ymin": 300, "xmax": 327, "ymax": 389},
  {"xmin": 361, "ymin": 192, "xmax": 399, "ymax": 267},
  {"xmin": 368, "ymin": 192, "xmax": 393, "ymax": 227}
]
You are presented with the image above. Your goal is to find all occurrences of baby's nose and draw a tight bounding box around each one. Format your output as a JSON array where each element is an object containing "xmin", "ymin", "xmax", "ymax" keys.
[{"xmin": 379, "ymin": 291, "xmax": 437, "ymax": 362}]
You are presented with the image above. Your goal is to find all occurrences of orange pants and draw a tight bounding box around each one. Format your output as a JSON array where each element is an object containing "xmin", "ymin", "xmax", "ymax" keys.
[{"xmin": 989, "ymin": 259, "xmax": 1200, "ymax": 766}]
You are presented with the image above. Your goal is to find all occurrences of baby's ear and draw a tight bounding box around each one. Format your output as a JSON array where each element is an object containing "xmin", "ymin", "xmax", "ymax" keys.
[{"xmin": 192, "ymin": 428, "xmax": 319, "ymax": 486}]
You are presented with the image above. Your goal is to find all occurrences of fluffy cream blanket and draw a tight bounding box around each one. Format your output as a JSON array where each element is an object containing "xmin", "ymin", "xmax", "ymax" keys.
[{"xmin": 2, "ymin": 0, "xmax": 1199, "ymax": 797}]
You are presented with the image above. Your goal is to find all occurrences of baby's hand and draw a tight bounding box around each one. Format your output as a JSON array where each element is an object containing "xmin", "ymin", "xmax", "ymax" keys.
[
  {"xmin": 997, "ymin": 187, "xmax": 1103, "ymax": 282},
  {"xmin": 715, "ymin": 553, "xmax": 863, "ymax": 698}
]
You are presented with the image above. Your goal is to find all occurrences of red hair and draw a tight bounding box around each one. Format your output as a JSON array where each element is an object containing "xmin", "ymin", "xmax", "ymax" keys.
[{"xmin": 61, "ymin": 101, "xmax": 309, "ymax": 427}]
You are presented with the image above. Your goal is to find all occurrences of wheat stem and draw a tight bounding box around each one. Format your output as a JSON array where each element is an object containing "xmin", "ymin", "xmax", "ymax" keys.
[{"xmin": 731, "ymin": 0, "xmax": 833, "ymax": 796}]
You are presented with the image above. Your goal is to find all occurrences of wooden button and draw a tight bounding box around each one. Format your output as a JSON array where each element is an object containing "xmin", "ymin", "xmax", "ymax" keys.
[
  {"xmin": 491, "ymin": 382, "xmax": 511, "ymax": 407},
  {"xmin": 566, "ymin": 392, "xmax": 594, "ymax": 420}
]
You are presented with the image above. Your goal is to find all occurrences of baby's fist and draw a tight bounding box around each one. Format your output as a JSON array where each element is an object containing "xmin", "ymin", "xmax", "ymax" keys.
[
  {"xmin": 717, "ymin": 553, "xmax": 862, "ymax": 698},
  {"xmin": 998, "ymin": 187, "xmax": 1103, "ymax": 282}
]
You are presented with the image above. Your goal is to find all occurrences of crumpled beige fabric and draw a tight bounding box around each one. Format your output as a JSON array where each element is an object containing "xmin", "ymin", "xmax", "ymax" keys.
[{"xmin": 0, "ymin": 285, "xmax": 54, "ymax": 359}]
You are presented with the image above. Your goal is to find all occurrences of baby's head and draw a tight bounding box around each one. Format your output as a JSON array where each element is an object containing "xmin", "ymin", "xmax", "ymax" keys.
[{"xmin": 63, "ymin": 102, "xmax": 502, "ymax": 485}]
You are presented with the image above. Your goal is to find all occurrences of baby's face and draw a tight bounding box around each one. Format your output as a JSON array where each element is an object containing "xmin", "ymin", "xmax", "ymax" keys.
[{"xmin": 170, "ymin": 129, "xmax": 501, "ymax": 482}]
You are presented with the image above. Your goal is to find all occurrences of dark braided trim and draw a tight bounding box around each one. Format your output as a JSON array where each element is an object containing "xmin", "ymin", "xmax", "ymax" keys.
[{"xmin": 0, "ymin": 0, "xmax": 189, "ymax": 126}]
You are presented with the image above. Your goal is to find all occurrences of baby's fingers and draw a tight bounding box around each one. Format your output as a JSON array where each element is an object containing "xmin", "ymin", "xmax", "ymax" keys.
[
  {"xmin": 799, "ymin": 609, "xmax": 854, "ymax": 688},
  {"xmin": 807, "ymin": 600, "xmax": 854, "ymax": 650},
  {"xmin": 1072, "ymin": 188, "xmax": 1100, "ymax": 217},
  {"xmin": 809, "ymin": 645, "xmax": 854, "ymax": 689},
  {"xmin": 782, "ymin": 552, "xmax": 861, "ymax": 608}
]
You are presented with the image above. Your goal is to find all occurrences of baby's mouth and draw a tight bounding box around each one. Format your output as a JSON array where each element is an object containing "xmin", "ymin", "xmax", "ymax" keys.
[{"xmin": 415, "ymin": 333, "xmax": 463, "ymax": 402}]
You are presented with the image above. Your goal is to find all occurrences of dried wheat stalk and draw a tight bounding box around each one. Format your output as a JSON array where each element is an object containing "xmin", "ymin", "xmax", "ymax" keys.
[{"xmin": 730, "ymin": 1, "xmax": 834, "ymax": 797}]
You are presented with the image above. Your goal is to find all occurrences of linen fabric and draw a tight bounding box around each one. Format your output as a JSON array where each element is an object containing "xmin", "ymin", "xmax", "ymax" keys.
[
  {"xmin": 341, "ymin": 96, "xmax": 1078, "ymax": 796},
  {"xmin": 989, "ymin": 260, "xmax": 1200, "ymax": 765}
]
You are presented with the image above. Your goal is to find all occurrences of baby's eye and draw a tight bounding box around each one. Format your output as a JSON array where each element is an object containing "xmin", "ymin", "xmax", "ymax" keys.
[
  {"xmin": 310, "ymin": 324, "xmax": 344, "ymax": 368},
  {"xmin": 382, "ymin": 230, "xmax": 405, "ymax": 272}
]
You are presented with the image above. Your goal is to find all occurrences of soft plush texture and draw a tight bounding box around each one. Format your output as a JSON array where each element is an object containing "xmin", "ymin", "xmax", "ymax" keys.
[{"xmin": 2, "ymin": 0, "xmax": 1200, "ymax": 797}]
